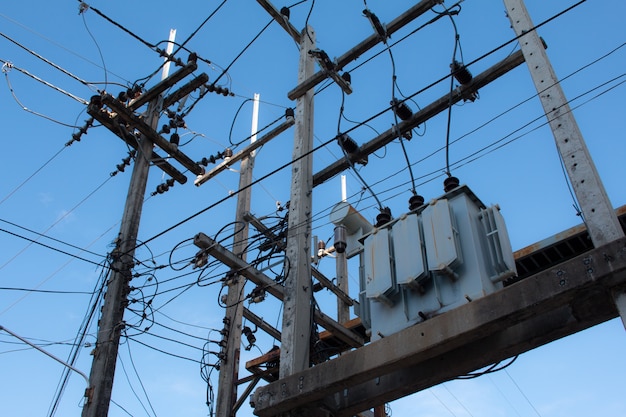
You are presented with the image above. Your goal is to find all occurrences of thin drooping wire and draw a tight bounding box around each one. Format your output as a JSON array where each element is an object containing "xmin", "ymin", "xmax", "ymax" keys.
[
  {"xmin": 375, "ymin": 4, "xmax": 418, "ymax": 195},
  {"xmin": 439, "ymin": 3, "xmax": 463, "ymax": 177},
  {"xmin": 78, "ymin": 2, "xmax": 155, "ymax": 50},
  {"xmin": 229, "ymin": 98, "xmax": 253, "ymax": 146},
  {"xmin": 0, "ymin": 32, "xmax": 95, "ymax": 90},
  {"xmin": 337, "ymin": 89, "xmax": 384, "ymax": 210},
  {"xmin": 81, "ymin": 10, "xmax": 108, "ymax": 89},
  {"xmin": 367, "ymin": 73, "xmax": 626, "ymax": 208},
  {"xmin": 0, "ymin": 145, "xmax": 66, "ymax": 206},
  {"xmin": 117, "ymin": 355, "xmax": 156, "ymax": 417},
  {"xmin": 174, "ymin": 0, "xmax": 229, "ymax": 55},
  {"xmin": 126, "ymin": 336, "xmax": 201, "ymax": 364},
  {"xmin": 505, "ymin": 369, "xmax": 544, "ymax": 417},
  {"xmin": 2, "ymin": 68, "xmax": 82, "ymax": 126},
  {"xmin": 0, "ymin": 286, "xmax": 93, "ymax": 295},
  {"xmin": 0, "ymin": 218, "xmax": 105, "ymax": 258},
  {"xmin": 442, "ymin": 384, "xmax": 475, "ymax": 417},
  {"xmin": 181, "ymin": 18, "xmax": 274, "ymax": 118},
  {"xmin": 47, "ymin": 261, "xmax": 108, "ymax": 417},
  {"xmin": 0, "ymin": 12, "xmax": 129, "ymax": 83},
  {"xmin": 135, "ymin": 0, "xmax": 229, "ymax": 88},
  {"xmin": 0, "ymin": 59, "xmax": 86, "ymax": 104},
  {"xmin": 0, "ymin": 175, "xmax": 114, "ymax": 270},
  {"xmin": 0, "ymin": 228, "xmax": 105, "ymax": 267},
  {"xmin": 212, "ymin": 18, "xmax": 273, "ymax": 87},
  {"xmin": 429, "ymin": 388, "xmax": 460, "ymax": 417},
  {"xmin": 304, "ymin": 0, "xmax": 316, "ymax": 43},
  {"xmin": 125, "ymin": 340, "xmax": 159, "ymax": 417}
]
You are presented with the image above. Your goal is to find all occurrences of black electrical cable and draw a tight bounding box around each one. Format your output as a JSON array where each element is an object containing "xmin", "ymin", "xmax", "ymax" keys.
[
  {"xmin": 336, "ymin": 90, "xmax": 384, "ymax": 210},
  {"xmin": 0, "ymin": 32, "xmax": 97, "ymax": 89},
  {"xmin": 455, "ymin": 355, "xmax": 519, "ymax": 379},
  {"xmin": 80, "ymin": 9, "xmax": 108, "ymax": 89},
  {"xmin": 78, "ymin": 2, "xmax": 155, "ymax": 50},
  {"xmin": 2, "ymin": 59, "xmax": 86, "ymax": 100},
  {"xmin": 228, "ymin": 98, "xmax": 253, "ymax": 146},
  {"xmin": 366, "ymin": 72, "xmax": 626, "ymax": 207},
  {"xmin": 126, "ymin": 336, "xmax": 201, "ymax": 364},
  {"xmin": 212, "ymin": 18, "xmax": 274, "ymax": 87},
  {"xmin": 47, "ymin": 260, "xmax": 109, "ymax": 417},
  {"xmin": 439, "ymin": 3, "xmax": 463, "ymax": 177},
  {"xmin": 174, "ymin": 0, "xmax": 229, "ymax": 56},
  {"xmin": 371, "ymin": 43, "xmax": 626, "ymax": 194},
  {"xmin": 0, "ymin": 286, "xmax": 94, "ymax": 295},
  {"xmin": 304, "ymin": 0, "xmax": 316, "ymax": 43},
  {"xmin": 117, "ymin": 348, "xmax": 157, "ymax": 417},
  {"xmin": 0, "ymin": 175, "xmax": 116, "ymax": 272},
  {"xmin": 2, "ymin": 69, "xmax": 82, "ymax": 126},
  {"xmin": 0, "ymin": 144, "xmax": 64, "ymax": 206},
  {"xmin": 0, "ymin": 218, "xmax": 106, "ymax": 259},
  {"xmin": 0, "ymin": 228, "xmax": 105, "ymax": 267},
  {"xmin": 135, "ymin": 328, "xmax": 205, "ymax": 352}
]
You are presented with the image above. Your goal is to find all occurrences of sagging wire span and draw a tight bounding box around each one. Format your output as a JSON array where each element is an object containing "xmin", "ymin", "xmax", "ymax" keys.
[
  {"xmin": 1, "ymin": 61, "xmax": 87, "ymax": 128},
  {"xmin": 362, "ymin": 3, "xmax": 422, "ymax": 210}
]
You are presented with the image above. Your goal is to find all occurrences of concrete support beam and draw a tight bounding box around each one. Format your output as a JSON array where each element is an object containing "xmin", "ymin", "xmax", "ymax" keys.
[{"xmin": 252, "ymin": 238, "xmax": 626, "ymax": 416}]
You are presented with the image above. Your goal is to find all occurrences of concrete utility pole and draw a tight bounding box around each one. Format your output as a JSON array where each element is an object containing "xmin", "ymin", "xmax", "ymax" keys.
[
  {"xmin": 82, "ymin": 101, "xmax": 156, "ymax": 417},
  {"xmin": 215, "ymin": 93, "xmax": 260, "ymax": 417},
  {"xmin": 336, "ymin": 176, "xmax": 350, "ymax": 324},
  {"xmin": 504, "ymin": 0, "xmax": 626, "ymax": 324},
  {"xmin": 280, "ymin": 27, "xmax": 315, "ymax": 380}
]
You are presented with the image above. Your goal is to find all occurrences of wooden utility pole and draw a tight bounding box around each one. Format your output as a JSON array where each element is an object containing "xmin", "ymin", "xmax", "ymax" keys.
[
  {"xmin": 82, "ymin": 101, "xmax": 156, "ymax": 417},
  {"xmin": 83, "ymin": 49, "xmax": 204, "ymax": 416},
  {"xmin": 215, "ymin": 94, "xmax": 260, "ymax": 416},
  {"xmin": 503, "ymin": 0, "xmax": 626, "ymax": 324},
  {"xmin": 280, "ymin": 27, "xmax": 315, "ymax": 380}
]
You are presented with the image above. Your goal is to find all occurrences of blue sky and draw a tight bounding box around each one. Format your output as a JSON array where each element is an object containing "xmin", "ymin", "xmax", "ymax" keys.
[{"xmin": 1, "ymin": 1, "xmax": 625, "ymax": 416}]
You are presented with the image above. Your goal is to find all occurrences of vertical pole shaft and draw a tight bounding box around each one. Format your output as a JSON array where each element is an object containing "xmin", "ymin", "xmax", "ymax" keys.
[
  {"xmin": 336, "ymin": 248, "xmax": 350, "ymax": 324},
  {"xmin": 82, "ymin": 101, "xmax": 157, "ymax": 417},
  {"xmin": 504, "ymin": 0, "xmax": 623, "ymax": 247},
  {"xmin": 280, "ymin": 26, "xmax": 315, "ymax": 379},
  {"xmin": 215, "ymin": 95, "xmax": 259, "ymax": 417},
  {"xmin": 337, "ymin": 175, "xmax": 350, "ymax": 324},
  {"xmin": 504, "ymin": 0, "xmax": 626, "ymax": 327}
]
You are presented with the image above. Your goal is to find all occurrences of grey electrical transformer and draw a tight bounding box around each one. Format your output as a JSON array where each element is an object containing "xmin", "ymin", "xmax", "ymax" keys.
[{"xmin": 331, "ymin": 185, "xmax": 517, "ymax": 341}]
